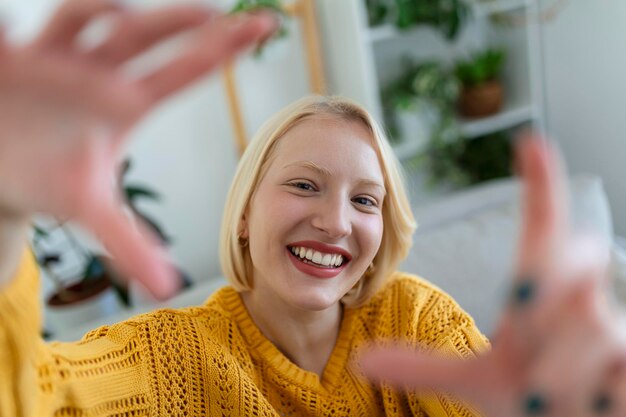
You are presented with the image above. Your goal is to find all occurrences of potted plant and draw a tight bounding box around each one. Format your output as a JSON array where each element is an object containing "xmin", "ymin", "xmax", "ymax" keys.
[
  {"xmin": 34, "ymin": 158, "xmax": 190, "ymax": 338},
  {"xmin": 417, "ymin": 130, "xmax": 514, "ymax": 188},
  {"xmin": 455, "ymin": 48, "xmax": 506, "ymax": 118},
  {"xmin": 366, "ymin": 0, "xmax": 469, "ymax": 41},
  {"xmin": 33, "ymin": 223, "xmax": 126, "ymax": 336},
  {"xmin": 383, "ymin": 60, "xmax": 460, "ymax": 156}
]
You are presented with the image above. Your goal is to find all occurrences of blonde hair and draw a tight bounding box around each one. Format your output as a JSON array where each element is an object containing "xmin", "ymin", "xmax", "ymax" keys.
[{"xmin": 219, "ymin": 96, "xmax": 416, "ymax": 306}]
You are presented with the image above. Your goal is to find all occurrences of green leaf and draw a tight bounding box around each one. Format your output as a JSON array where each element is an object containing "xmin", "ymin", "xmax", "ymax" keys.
[
  {"xmin": 455, "ymin": 48, "xmax": 506, "ymax": 86},
  {"xmin": 125, "ymin": 186, "xmax": 160, "ymax": 204}
]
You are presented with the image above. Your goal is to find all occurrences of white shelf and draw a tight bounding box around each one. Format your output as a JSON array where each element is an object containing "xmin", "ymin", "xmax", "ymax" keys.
[
  {"xmin": 460, "ymin": 103, "xmax": 536, "ymax": 139},
  {"xmin": 368, "ymin": 24, "xmax": 401, "ymax": 43},
  {"xmin": 471, "ymin": 0, "xmax": 529, "ymax": 18},
  {"xmin": 368, "ymin": 0, "xmax": 529, "ymax": 43},
  {"xmin": 391, "ymin": 103, "xmax": 536, "ymax": 161}
]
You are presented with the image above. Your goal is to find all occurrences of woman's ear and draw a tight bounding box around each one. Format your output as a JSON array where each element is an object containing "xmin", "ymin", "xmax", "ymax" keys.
[{"xmin": 238, "ymin": 214, "xmax": 249, "ymax": 239}]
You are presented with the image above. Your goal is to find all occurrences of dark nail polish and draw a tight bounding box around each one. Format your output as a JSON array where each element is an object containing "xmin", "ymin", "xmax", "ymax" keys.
[
  {"xmin": 512, "ymin": 278, "xmax": 536, "ymax": 306},
  {"xmin": 523, "ymin": 392, "xmax": 548, "ymax": 415},
  {"xmin": 592, "ymin": 393, "xmax": 612, "ymax": 414}
]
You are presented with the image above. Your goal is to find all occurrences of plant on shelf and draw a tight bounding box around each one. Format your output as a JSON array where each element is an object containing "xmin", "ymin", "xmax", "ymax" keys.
[
  {"xmin": 365, "ymin": 0, "xmax": 469, "ymax": 41},
  {"xmin": 230, "ymin": 0, "xmax": 289, "ymax": 56},
  {"xmin": 382, "ymin": 58, "xmax": 460, "ymax": 159},
  {"xmin": 455, "ymin": 48, "xmax": 506, "ymax": 118},
  {"xmin": 365, "ymin": 0, "xmax": 389, "ymax": 27},
  {"xmin": 418, "ymin": 130, "xmax": 514, "ymax": 187}
]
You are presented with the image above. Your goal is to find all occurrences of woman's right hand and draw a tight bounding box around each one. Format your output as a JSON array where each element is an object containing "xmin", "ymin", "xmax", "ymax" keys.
[{"xmin": 0, "ymin": 0, "xmax": 276, "ymax": 297}]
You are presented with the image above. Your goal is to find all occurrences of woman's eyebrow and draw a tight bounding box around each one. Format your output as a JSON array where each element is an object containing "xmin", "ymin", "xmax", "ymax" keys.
[
  {"xmin": 283, "ymin": 161, "xmax": 333, "ymax": 176},
  {"xmin": 283, "ymin": 161, "xmax": 386, "ymax": 194}
]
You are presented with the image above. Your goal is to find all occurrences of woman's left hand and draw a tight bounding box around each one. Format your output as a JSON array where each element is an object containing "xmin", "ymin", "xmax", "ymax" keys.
[{"xmin": 360, "ymin": 136, "xmax": 626, "ymax": 416}]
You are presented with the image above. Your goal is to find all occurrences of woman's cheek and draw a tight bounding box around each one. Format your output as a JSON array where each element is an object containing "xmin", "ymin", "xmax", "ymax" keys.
[
  {"xmin": 358, "ymin": 213, "xmax": 384, "ymax": 250},
  {"xmin": 266, "ymin": 193, "xmax": 312, "ymax": 221}
]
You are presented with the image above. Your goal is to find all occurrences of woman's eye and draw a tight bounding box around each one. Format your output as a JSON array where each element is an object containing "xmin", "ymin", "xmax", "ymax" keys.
[
  {"xmin": 290, "ymin": 181, "xmax": 315, "ymax": 191},
  {"xmin": 353, "ymin": 196, "xmax": 377, "ymax": 207}
]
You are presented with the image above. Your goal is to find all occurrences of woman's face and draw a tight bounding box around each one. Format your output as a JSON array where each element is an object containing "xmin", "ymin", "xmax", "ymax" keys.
[{"xmin": 243, "ymin": 116, "xmax": 385, "ymax": 311}]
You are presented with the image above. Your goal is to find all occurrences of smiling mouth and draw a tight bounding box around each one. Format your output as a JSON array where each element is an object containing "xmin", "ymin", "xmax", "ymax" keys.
[{"xmin": 287, "ymin": 245, "xmax": 346, "ymax": 269}]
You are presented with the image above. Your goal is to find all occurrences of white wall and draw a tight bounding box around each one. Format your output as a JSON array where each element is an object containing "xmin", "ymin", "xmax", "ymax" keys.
[
  {"xmin": 542, "ymin": 0, "xmax": 626, "ymax": 234},
  {"xmin": 4, "ymin": 0, "xmax": 311, "ymax": 292}
]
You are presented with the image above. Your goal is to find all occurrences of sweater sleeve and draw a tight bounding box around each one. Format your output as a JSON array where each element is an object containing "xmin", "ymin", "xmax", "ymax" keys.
[{"xmin": 0, "ymin": 250, "xmax": 153, "ymax": 417}]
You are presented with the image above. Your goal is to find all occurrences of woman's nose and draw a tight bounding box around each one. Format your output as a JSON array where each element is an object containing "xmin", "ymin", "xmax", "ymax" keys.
[{"xmin": 311, "ymin": 196, "xmax": 352, "ymax": 239}]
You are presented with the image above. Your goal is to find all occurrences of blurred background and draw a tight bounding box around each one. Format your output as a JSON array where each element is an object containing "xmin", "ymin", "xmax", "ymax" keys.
[{"xmin": 6, "ymin": 0, "xmax": 625, "ymax": 339}]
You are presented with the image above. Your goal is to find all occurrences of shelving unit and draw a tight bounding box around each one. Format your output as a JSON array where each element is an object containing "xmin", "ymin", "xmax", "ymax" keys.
[
  {"xmin": 367, "ymin": 0, "xmax": 529, "ymax": 43},
  {"xmin": 316, "ymin": 0, "xmax": 546, "ymax": 163}
]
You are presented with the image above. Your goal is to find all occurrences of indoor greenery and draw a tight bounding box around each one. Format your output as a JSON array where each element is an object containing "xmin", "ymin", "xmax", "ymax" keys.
[
  {"xmin": 383, "ymin": 51, "xmax": 513, "ymax": 187},
  {"xmin": 230, "ymin": 0, "xmax": 289, "ymax": 56},
  {"xmin": 366, "ymin": 0, "xmax": 469, "ymax": 41},
  {"xmin": 382, "ymin": 59, "xmax": 460, "ymax": 144},
  {"xmin": 454, "ymin": 48, "xmax": 506, "ymax": 87},
  {"xmin": 33, "ymin": 158, "xmax": 190, "ymax": 308},
  {"xmin": 416, "ymin": 131, "xmax": 514, "ymax": 187}
]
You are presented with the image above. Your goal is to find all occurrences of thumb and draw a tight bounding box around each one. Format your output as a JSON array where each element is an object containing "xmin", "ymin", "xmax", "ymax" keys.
[{"xmin": 359, "ymin": 345, "xmax": 486, "ymax": 394}]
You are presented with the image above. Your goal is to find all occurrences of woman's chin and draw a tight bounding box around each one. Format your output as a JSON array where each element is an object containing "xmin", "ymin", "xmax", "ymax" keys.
[{"xmin": 287, "ymin": 289, "xmax": 345, "ymax": 312}]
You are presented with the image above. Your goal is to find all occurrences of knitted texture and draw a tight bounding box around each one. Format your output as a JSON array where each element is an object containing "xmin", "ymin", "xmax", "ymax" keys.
[{"xmin": 0, "ymin": 252, "xmax": 489, "ymax": 417}]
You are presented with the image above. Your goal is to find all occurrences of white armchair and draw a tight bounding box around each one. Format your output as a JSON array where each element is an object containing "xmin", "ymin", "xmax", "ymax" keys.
[{"xmin": 401, "ymin": 174, "xmax": 623, "ymax": 336}]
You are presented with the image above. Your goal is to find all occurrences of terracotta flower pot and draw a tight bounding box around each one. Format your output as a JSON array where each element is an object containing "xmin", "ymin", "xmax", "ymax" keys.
[{"xmin": 458, "ymin": 80, "xmax": 504, "ymax": 118}]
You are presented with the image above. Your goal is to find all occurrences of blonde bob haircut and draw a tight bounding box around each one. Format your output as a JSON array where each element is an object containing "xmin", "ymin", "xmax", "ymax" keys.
[{"xmin": 219, "ymin": 95, "xmax": 417, "ymax": 306}]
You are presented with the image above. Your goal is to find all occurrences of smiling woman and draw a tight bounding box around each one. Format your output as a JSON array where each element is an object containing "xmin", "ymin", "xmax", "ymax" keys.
[
  {"xmin": 209, "ymin": 96, "xmax": 488, "ymax": 413},
  {"xmin": 4, "ymin": 1, "xmax": 626, "ymax": 416}
]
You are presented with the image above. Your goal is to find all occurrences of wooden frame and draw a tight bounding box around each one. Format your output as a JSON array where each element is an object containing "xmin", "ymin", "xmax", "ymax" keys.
[{"xmin": 222, "ymin": 0, "xmax": 327, "ymax": 157}]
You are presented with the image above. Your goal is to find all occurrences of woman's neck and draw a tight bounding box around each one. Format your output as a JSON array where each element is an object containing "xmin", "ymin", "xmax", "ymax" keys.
[{"xmin": 241, "ymin": 289, "xmax": 343, "ymax": 377}]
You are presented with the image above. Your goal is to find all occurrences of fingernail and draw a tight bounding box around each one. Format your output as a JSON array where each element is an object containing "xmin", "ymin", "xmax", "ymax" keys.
[
  {"xmin": 592, "ymin": 393, "xmax": 612, "ymax": 414},
  {"xmin": 510, "ymin": 277, "xmax": 537, "ymax": 306},
  {"xmin": 523, "ymin": 392, "xmax": 549, "ymax": 415}
]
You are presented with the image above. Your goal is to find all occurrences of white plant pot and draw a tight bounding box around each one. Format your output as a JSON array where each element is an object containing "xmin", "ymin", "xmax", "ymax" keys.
[{"xmin": 395, "ymin": 102, "xmax": 439, "ymax": 155}]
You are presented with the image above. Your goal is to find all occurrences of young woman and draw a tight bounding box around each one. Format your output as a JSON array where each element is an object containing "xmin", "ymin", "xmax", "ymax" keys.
[{"xmin": 1, "ymin": 1, "xmax": 625, "ymax": 416}]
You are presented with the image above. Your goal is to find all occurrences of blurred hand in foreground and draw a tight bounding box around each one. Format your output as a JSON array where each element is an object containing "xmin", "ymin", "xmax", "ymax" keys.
[
  {"xmin": 361, "ymin": 137, "xmax": 626, "ymax": 416},
  {"xmin": 0, "ymin": 0, "xmax": 276, "ymax": 298}
]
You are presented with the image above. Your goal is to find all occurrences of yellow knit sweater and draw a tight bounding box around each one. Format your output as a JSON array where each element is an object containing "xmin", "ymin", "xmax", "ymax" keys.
[{"xmin": 0, "ymin": 251, "xmax": 488, "ymax": 417}]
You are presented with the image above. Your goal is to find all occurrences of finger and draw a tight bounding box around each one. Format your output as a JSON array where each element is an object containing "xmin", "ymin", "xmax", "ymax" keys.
[
  {"xmin": 86, "ymin": 5, "xmax": 219, "ymax": 66},
  {"xmin": 502, "ymin": 234, "xmax": 611, "ymax": 354},
  {"xmin": 515, "ymin": 134, "xmax": 569, "ymax": 276},
  {"xmin": 359, "ymin": 346, "xmax": 490, "ymax": 398},
  {"xmin": 83, "ymin": 201, "xmax": 180, "ymax": 300},
  {"xmin": 0, "ymin": 26, "xmax": 7, "ymax": 55},
  {"xmin": 137, "ymin": 12, "xmax": 277, "ymax": 103},
  {"xmin": 35, "ymin": 0, "xmax": 123, "ymax": 49},
  {"xmin": 602, "ymin": 357, "xmax": 626, "ymax": 417},
  {"xmin": 526, "ymin": 318, "xmax": 613, "ymax": 416}
]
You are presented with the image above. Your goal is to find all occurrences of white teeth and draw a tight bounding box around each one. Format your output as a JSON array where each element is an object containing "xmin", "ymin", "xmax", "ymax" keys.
[
  {"xmin": 289, "ymin": 246, "xmax": 346, "ymax": 268},
  {"xmin": 312, "ymin": 251, "xmax": 322, "ymax": 264}
]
